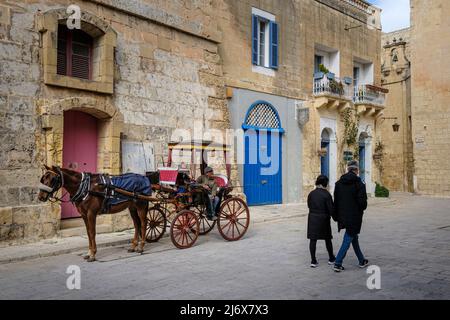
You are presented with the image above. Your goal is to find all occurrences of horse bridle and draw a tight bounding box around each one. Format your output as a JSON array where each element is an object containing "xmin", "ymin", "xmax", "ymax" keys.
[{"xmin": 39, "ymin": 167, "xmax": 65, "ymax": 201}]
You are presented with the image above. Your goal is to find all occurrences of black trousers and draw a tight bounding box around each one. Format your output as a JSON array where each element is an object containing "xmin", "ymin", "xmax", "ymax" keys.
[{"xmin": 309, "ymin": 239, "xmax": 335, "ymax": 262}]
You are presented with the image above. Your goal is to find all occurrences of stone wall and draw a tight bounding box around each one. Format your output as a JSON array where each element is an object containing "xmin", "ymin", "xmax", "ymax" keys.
[
  {"xmin": 0, "ymin": 0, "xmax": 228, "ymax": 244},
  {"xmin": 219, "ymin": 0, "xmax": 382, "ymax": 198},
  {"xmin": 410, "ymin": 0, "xmax": 450, "ymax": 196},
  {"xmin": 379, "ymin": 29, "xmax": 414, "ymax": 192}
]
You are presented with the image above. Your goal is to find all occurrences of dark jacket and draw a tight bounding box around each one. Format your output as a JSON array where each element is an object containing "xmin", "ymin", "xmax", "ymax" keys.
[
  {"xmin": 333, "ymin": 171, "xmax": 368, "ymax": 236},
  {"xmin": 307, "ymin": 187, "xmax": 335, "ymax": 240}
]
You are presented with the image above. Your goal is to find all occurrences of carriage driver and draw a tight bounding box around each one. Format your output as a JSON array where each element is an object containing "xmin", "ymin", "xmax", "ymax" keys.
[{"xmin": 196, "ymin": 166, "xmax": 220, "ymax": 221}]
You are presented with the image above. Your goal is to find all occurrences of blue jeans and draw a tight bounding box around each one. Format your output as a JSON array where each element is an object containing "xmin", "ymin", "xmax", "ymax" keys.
[
  {"xmin": 335, "ymin": 231, "xmax": 365, "ymax": 266},
  {"xmin": 206, "ymin": 196, "xmax": 220, "ymax": 217}
]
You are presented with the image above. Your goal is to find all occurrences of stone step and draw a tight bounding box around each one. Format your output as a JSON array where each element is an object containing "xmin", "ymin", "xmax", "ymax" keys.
[
  {"xmin": 60, "ymin": 218, "xmax": 85, "ymax": 229},
  {"xmin": 57, "ymin": 224, "xmax": 113, "ymax": 238}
]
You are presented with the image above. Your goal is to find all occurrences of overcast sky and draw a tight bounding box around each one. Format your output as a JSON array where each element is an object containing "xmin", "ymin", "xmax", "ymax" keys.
[{"xmin": 368, "ymin": 0, "xmax": 411, "ymax": 32}]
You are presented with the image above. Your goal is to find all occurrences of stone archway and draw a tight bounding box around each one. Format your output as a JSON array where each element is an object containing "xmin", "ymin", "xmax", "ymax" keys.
[
  {"xmin": 320, "ymin": 118, "xmax": 338, "ymax": 192},
  {"xmin": 39, "ymin": 97, "xmax": 123, "ymax": 174}
]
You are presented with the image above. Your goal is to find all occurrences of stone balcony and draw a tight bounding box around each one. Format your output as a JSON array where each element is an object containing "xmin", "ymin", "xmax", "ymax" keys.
[
  {"xmin": 353, "ymin": 84, "xmax": 388, "ymax": 117},
  {"xmin": 312, "ymin": 73, "xmax": 353, "ymax": 111}
]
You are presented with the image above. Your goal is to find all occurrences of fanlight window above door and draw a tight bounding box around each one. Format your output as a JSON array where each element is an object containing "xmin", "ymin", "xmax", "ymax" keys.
[{"xmin": 244, "ymin": 102, "xmax": 281, "ymax": 129}]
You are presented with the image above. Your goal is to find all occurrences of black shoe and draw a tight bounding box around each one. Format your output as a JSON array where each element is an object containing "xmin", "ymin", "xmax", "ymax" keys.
[
  {"xmin": 359, "ymin": 259, "xmax": 369, "ymax": 268},
  {"xmin": 310, "ymin": 260, "xmax": 318, "ymax": 268},
  {"xmin": 328, "ymin": 257, "xmax": 336, "ymax": 265},
  {"xmin": 333, "ymin": 264, "xmax": 345, "ymax": 272}
]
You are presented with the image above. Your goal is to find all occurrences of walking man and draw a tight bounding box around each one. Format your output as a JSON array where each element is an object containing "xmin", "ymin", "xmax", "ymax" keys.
[{"xmin": 333, "ymin": 160, "xmax": 369, "ymax": 272}]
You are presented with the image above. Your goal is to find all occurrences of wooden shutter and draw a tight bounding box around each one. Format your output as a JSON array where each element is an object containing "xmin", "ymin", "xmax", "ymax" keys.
[
  {"xmin": 71, "ymin": 30, "xmax": 92, "ymax": 79},
  {"xmin": 57, "ymin": 26, "xmax": 67, "ymax": 76},
  {"xmin": 56, "ymin": 25, "xmax": 92, "ymax": 80},
  {"xmin": 269, "ymin": 21, "xmax": 279, "ymax": 69},
  {"xmin": 252, "ymin": 14, "xmax": 258, "ymax": 65}
]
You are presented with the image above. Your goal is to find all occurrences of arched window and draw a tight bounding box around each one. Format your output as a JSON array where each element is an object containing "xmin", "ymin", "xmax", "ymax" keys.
[
  {"xmin": 57, "ymin": 24, "xmax": 93, "ymax": 80},
  {"xmin": 243, "ymin": 101, "xmax": 282, "ymax": 130}
]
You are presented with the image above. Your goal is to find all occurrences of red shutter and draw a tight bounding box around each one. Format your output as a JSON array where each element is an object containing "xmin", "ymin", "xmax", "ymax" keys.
[{"xmin": 56, "ymin": 25, "xmax": 92, "ymax": 80}]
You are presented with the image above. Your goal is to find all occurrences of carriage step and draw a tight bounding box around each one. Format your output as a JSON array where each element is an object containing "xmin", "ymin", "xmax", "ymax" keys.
[{"xmin": 57, "ymin": 224, "xmax": 113, "ymax": 238}]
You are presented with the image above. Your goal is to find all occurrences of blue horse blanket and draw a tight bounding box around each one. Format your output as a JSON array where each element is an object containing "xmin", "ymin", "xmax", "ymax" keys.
[{"xmin": 109, "ymin": 173, "xmax": 151, "ymax": 205}]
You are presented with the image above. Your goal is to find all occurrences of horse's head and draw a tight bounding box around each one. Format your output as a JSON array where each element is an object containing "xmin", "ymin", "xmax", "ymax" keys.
[{"xmin": 38, "ymin": 165, "xmax": 63, "ymax": 202}]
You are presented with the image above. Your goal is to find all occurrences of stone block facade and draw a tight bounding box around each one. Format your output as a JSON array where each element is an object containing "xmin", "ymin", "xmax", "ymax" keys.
[
  {"xmin": 0, "ymin": 0, "xmax": 386, "ymax": 244},
  {"xmin": 379, "ymin": 28, "xmax": 414, "ymax": 192},
  {"xmin": 410, "ymin": 0, "xmax": 450, "ymax": 196},
  {"xmin": 0, "ymin": 0, "xmax": 227, "ymax": 244},
  {"xmin": 219, "ymin": 0, "xmax": 383, "ymax": 198}
]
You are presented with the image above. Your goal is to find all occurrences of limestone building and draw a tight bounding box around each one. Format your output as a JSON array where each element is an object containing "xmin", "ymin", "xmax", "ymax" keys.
[
  {"xmin": 0, "ymin": 0, "xmax": 227, "ymax": 243},
  {"xmin": 0, "ymin": 0, "xmax": 387, "ymax": 244},
  {"xmin": 409, "ymin": 0, "xmax": 450, "ymax": 196},
  {"xmin": 380, "ymin": 28, "xmax": 414, "ymax": 192},
  {"xmin": 220, "ymin": 0, "xmax": 385, "ymax": 204}
]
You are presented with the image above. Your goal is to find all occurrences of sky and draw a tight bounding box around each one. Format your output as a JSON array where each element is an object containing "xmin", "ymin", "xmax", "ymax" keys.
[{"xmin": 367, "ymin": 0, "xmax": 411, "ymax": 32}]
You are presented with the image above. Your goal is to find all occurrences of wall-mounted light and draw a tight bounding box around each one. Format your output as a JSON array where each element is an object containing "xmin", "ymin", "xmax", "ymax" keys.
[
  {"xmin": 381, "ymin": 117, "xmax": 400, "ymax": 132},
  {"xmin": 345, "ymin": 24, "xmax": 362, "ymax": 31}
]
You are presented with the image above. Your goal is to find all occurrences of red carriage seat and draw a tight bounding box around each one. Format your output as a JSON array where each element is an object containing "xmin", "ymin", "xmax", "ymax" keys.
[
  {"xmin": 214, "ymin": 174, "xmax": 228, "ymax": 188},
  {"xmin": 158, "ymin": 167, "xmax": 178, "ymax": 185}
]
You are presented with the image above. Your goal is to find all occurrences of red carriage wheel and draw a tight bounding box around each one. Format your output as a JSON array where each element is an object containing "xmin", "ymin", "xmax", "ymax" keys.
[
  {"xmin": 191, "ymin": 205, "xmax": 216, "ymax": 235},
  {"xmin": 170, "ymin": 210, "xmax": 200, "ymax": 249},
  {"xmin": 146, "ymin": 207, "xmax": 167, "ymax": 243},
  {"xmin": 217, "ymin": 197, "xmax": 250, "ymax": 241}
]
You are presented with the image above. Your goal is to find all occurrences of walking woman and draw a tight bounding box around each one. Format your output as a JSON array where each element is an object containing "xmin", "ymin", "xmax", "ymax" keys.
[{"xmin": 307, "ymin": 175, "xmax": 336, "ymax": 268}]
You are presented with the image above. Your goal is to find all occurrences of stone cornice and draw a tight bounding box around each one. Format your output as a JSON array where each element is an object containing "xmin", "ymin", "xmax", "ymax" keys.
[{"xmin": 87, "ymin": 0, "xmax": 222, "ymax": 43}]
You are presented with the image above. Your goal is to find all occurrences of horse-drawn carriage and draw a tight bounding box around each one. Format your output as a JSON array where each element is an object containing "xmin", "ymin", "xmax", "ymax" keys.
[
  {"xmin": 145, "ymin": 140, "xmax": 250, "ymax": 249},
  {"xmin": 38, "ymin": 140, "xmax": 250, "ymax": 261}
]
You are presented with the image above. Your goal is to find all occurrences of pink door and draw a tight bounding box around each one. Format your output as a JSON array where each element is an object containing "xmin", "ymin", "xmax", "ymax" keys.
[{"xmin": 61, "ymin": 110, "xmax": 98, "ymax": 219}]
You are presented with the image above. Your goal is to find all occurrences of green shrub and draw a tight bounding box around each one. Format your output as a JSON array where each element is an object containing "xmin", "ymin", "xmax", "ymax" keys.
[{"xmin": 375, "ymin": 183, "xmax": 390, "ymax": 198}]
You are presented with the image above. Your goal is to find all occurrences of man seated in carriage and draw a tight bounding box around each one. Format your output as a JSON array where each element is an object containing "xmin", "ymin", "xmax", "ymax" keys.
[{"xmin": 196, "ymin": 166, "xmax": 219, "ymax": 221}]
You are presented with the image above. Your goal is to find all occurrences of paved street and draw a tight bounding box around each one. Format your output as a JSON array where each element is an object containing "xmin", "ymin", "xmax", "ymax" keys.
[{"xmin": 0, "ymin": 193, "xmax": 449, "ymax": 300}]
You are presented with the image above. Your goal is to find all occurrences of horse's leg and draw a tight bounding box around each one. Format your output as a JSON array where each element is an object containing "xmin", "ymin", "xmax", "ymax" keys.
[
  {"xmin": 81, "ymin": 213, "xmax": 91, "ymax": 260},
  {"xmin": 86, "ymin": 210, "xmax": 97, "ymax": 262},
  {"xmin": 128, "ymin": 207, "xmax": 140, "ymax": 252},
  {"xmin": 136, "ymin": 204, "xmax": 148, "ymax": 254}
]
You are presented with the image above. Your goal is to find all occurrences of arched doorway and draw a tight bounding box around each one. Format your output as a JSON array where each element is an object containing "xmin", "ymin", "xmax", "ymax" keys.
[
  {"xmin": 359, "ymin": 132, "xmax": 369, "ymax": 183},
  {"xmin": 61, "ymin": 110, "xmax": 99, "ymax": 218},
  {"xmin": 321, "ymin": 129, "xmax": 331, "ymax": 178},
  {"xmin": 242, "ymin": 101, "xmax": 284, "ymax": 205}
]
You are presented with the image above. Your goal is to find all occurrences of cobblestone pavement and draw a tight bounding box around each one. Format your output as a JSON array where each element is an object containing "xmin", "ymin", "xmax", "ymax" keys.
[{"xmin": 0, "ymin": 193, "xmax": 449, "ymax": 300}]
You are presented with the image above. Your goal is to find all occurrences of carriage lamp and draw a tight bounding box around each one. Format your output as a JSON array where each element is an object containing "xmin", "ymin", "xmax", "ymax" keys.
[{"xmin": 381, "ymin": 117, "xmax": 400, "ymax": 132}]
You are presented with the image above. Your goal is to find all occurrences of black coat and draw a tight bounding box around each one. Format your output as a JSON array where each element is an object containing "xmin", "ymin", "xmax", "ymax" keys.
[
  {"xmin": 307, "ymin": 188, "xmax": 334, "ymax": 240},
  {"xmin": 333, "ymin": 171, "xmax": 368, "ymax": 236}
]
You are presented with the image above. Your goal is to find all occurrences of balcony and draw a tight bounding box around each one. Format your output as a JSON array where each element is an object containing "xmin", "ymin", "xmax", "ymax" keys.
[
  {"xmin": 313, "ymin": 73, "xmax": 353, "ymax": 110},
  {"xmin": 353, "ymin": 84, "xmax": 388, "ymax": 117}
]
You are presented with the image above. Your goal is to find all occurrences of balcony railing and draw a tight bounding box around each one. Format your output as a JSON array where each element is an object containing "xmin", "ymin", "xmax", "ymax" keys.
[
  {"xmin": 353, "ymin": 84, "xmax": 386, "ymax": 107},
  {"xmin": 313, "ymin": 73, "xmax": 353, "ymax": 101}
]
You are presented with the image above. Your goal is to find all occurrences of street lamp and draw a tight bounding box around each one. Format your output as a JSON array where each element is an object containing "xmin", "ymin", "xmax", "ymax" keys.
[{"xmin": 381, "ymin": 117, "xmax": 400, "ymax": 132}]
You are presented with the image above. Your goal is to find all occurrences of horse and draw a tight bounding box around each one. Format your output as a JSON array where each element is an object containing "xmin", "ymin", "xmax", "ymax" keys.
[{"xmin": 38, "ymin": 165, "xmax": 149, "ymax": 262}]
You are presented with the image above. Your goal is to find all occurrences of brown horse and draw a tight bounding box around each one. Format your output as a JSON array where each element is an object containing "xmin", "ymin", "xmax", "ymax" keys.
[{"xmin": 38, "ymin": 165, "xmax": 149, "ymax": 262}]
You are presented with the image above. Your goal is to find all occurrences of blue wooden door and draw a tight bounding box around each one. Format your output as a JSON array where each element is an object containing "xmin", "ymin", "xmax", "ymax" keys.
[
  {"xmin": 320, "ymin": 141, "xmax": 330, "ymax": 178},
  {"xmin": 359, "ymin": 144, "xmax": 365, "ymax": 182},
  {"xmin": 244, "ymin": 130, "xmax": 282, "ymax": 205}
]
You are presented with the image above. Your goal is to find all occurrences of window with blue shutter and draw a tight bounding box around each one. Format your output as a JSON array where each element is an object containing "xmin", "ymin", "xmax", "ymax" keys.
[
  {"xmin": 252, "ymin": 15, "xmax": 258, "ymax": 65},
  {"xmin": 269, "ymin": 21, "xmax": 278, "ymax": 69}
]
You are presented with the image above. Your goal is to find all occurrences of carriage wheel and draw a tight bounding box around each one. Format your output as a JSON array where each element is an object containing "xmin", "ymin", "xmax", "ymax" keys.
[
  {"xmin": 170, "ymin": 210, "xmax": 200, "ymax": 249},
  {"xmin": 191, "ymin": 205, "xmax": 216, "ymax": 235},
  {"xmin": 146, "ymin": 207, "xmax": 167, "ymax": 243},
  {"xmin": 217, "ymin": 197, "xmax": 250, "ymax": 241}
]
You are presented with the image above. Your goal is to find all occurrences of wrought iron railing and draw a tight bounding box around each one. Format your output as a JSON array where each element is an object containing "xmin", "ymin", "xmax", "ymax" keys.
[
  {"xmin": 313, "ymin": 74, "xmax": 353, "ymax": 100},
  {"xmin": 353, "ymin": 84, "xmax": 386, "ymax": 107}
]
